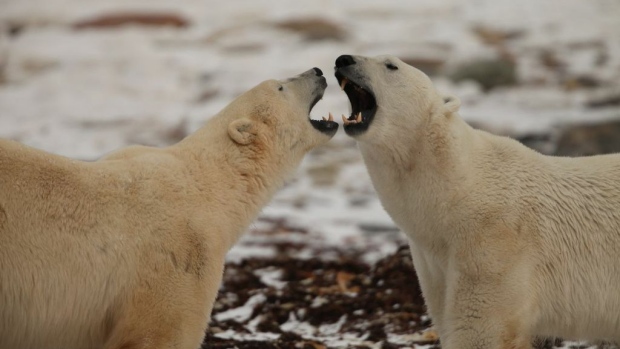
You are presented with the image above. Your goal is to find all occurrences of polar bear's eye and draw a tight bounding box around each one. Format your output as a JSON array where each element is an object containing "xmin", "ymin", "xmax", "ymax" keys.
[
  {"xmin": 278, "ymin": 85, "xmax": 284, "ymax": 91},
  {"xmin": 385, "ymin": 62, "xmax": 398, "ymax": 70}
]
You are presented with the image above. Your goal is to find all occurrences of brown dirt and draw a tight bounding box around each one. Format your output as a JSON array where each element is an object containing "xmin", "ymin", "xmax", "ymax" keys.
[
  {"xmin": 273, "ymin": 18, "xmax": 348, "ymax": 42},
  {"xmin": 202, "ymin": 242, "xmax": 436, "ymax": 349},
  {"xmin": 73, "ymin": 12, "xmax": 189, "ymax": 29}
]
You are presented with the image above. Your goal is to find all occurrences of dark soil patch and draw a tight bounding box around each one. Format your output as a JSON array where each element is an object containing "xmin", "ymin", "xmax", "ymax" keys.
[{"xmin": 203, "ymin": 244, "xmax": 437, "ymax": 348}]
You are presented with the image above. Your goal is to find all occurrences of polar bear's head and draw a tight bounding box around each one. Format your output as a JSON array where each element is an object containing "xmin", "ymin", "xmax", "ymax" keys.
[
  {"xmin": 224, "ymin": 67, "xmax": 338, "ymax": 157},
  {"xmin": 334, "ymin": 54, "xmax": 460, "ymax": 144}
]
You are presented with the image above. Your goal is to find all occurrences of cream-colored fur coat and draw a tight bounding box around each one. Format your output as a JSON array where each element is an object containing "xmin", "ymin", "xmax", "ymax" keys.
[
  {"xmin": 0, "ymin": 68, "xmax": 337, "ymax": 349},
  {"xmin": 335, "ymin": 54, "xmax": 620, "ymax": 348}
]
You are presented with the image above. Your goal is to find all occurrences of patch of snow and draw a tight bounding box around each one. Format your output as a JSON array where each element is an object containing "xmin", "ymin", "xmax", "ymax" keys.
[
  {"xmin": 213, "ymin": 329, "xmax": 279, "ymax": 341},
  {"xmin": 318, "ymin": 315, "xmax": 347, "ymax": 335},
  {"xmin": 226, "ymin": 244, "xmax": 275, "ymax": 264},
  {"xmin": 213, "ymin": 293, "xmax": 266, "ymax": 323},
  {"xmin": 254, "ymin": 267, "xmax": 287, "ymax": 289},
  {"xmin": 310, "ymin": 296, "xmax": 329, "ymax": 308}
]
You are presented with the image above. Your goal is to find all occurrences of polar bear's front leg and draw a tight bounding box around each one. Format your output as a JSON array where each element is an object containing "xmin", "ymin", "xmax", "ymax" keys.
[
  {"xmin": 441, "ymin": 272, "xmax": 533, "ymax": 349},
  {"xmin": 408, "ymin": 245, "xmax": 446, "ymax": 334}
]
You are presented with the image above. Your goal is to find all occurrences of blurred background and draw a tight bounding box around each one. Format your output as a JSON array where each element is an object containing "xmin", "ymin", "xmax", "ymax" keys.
[{"xmin": 1, "ymin": 0, "xmax": 619, "ymax": 348}]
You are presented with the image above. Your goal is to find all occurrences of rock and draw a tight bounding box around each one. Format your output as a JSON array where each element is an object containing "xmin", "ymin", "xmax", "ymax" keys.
[
  {"xmin": 586, "ymin": 92, "xmax": 620, "ymax": 109},
  {"xmin": 515, "ymin": 133, "xmax": 556, "ymax": 155},
  {"xmin": 195, "ymin": 88, "xmax": 220, "ymax": 103},
  {"xmin": 554, "ymin": 119, "xmax": 620, "ymax": 156},
  {"xmin": 357, "ymin": 223, "xmax": 400, "ymax": 234},
  {"xmin": 5, "ymin": 23, "xmax": 24, "ymax": 37},
  {"xmin": 77, "ymin": 118, "xmax": 189, "ymax": 148},
  {"xmin": 471, "ymin": 26, "xmax": 525, "ymax": 46},
  {"xmin": 467, "ymin": 121, "xmax": 556, "ymax": 155},
  {"xmin": 563, "ymin": 75, "xmax": 602, "ymax": 91},
  {"xmin": 273, "ymin": 18, "xmax": 347, "ymax": 42},
  {"xmin": 73, "ymin": 12, "xmax": 190, "ymax": 29},
  {"xmin": 400, "ymin": 57, "xmax": 445, "ymax": 76},
  {"xmin": 539, "ymin": 50, "xmax": 566, "ymax": 71},
  {"xmin": 448, "ymin": 58, "xmax": 517, "ymax": 92},
  {"xmin": 160, "ymin": 119, "xmax": 190, "ymax": 144}
]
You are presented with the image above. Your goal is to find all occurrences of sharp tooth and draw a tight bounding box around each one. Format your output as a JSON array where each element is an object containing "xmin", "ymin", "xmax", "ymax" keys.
[
  {"xmin": 340, "ymin": 78, "xmax": 348, "ymax": 90},
  {"xmin": 328, "ymin": 112, "xmax": 334, "ymax": 122},
  {"xmin": 356, "ymin": 112, "xmax": 362, "ymax": 123},
  {"xmin": 342, "ymin": 114, "xmax": 349, "ymax": 125},
  {"xmin": 322, "ymin": 116, "xmax": 327, "ymax": 121}
]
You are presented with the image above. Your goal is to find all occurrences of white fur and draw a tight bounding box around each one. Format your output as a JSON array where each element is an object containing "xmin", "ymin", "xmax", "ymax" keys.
[
  {"xmin": 339, "ymin": 54, "xmax": 620, "ymax": 348},
  {"xmin": 0, "ymin": 69, "xmax": 334, "ymax": 349}
]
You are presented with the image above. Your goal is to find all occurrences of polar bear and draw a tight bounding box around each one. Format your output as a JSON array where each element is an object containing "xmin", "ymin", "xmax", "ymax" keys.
[
  {"xmin": 334, "ymin": 54, "xmax": 620, "ymax": 348},
  {"xmin": 0, "ymin": 67, "xmax": 338, "ymax": 349}
]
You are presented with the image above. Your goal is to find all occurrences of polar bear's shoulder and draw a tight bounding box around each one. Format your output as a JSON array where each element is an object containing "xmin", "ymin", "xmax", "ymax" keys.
[{"xmin": 101, "ymin": 145, "xmax": 158, "ymax": 161}]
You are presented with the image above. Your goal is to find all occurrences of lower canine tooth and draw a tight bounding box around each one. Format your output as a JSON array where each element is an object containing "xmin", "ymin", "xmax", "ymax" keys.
[
  {"xmin": 356, "ymin": 112, "xmax": 362, "ymax": 123},
  {"xmin": 328, "ymin": 112, "xmax": 334, "ymax": 122},
  {"xmin": 322, "ymin": 116, "xmax": 327, "ymax": 121}
]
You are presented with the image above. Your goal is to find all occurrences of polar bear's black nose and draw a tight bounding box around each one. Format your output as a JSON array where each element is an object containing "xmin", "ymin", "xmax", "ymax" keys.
[
  {"xmin": 313, "ymin": 67, "xmax": 323, "ymax": 76},
  {"xmin": 335, "ymin": 55, "xmax": 356, "ymax": 68}
]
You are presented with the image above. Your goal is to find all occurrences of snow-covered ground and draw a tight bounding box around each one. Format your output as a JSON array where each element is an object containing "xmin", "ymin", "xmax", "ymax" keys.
[{"xmin": 1, "ymin": 0, "xmax": 619, "ymax": 347}]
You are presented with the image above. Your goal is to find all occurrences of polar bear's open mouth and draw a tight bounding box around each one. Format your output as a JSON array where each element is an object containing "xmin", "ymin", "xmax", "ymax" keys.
[
  {"xmin": 309, "ymin": 95, "xmax": 339, "ymax": 135},
  {"xmin": 334, "ymin": 71, "xmax": 377, "ymax": 135}
]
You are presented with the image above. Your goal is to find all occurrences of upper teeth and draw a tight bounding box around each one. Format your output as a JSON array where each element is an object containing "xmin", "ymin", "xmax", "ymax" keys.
[
  {"xmin": 340, "ymin": 78, "xmax": 348, "ymax": 90},
  {"xmin": 342, "ymin": 112, "xmax": 363, "ymax": 125}
]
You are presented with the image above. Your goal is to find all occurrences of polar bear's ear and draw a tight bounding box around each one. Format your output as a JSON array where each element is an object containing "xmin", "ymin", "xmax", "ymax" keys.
[
  {"xmin": 228, "ymin": 118, "xmax": 257, "ymax": 145},
  {"xmin": 443, "ymin": 95, "xmax": 461, "ymax": 114}
]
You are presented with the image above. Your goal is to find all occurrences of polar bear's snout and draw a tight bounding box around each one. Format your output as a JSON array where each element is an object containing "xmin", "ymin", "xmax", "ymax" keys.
[
  {"xmin": 290, "ymin": 68, "xmax": 338, "ymax": 135},
  {"xmin": 299, "ymin": 67, "xmax": 328, "ymax": 108},
  {"xmin": 334, "ymin": 55, "xmax": 378, "ymax": 137}
]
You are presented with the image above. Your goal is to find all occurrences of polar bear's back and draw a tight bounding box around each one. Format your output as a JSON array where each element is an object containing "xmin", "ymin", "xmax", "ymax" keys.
[
  {"xmin": 0, "ymin": 139, "xmax": 200, "ymax": 348},
  {"xmin": 460, "ymin": 133, "xmax": 620, "ymax": 340},
  {"xmin": 504, "ymin": 150, "xmax": 620, "ymax": 340},
  {"xmin": 535, "ymin": 153, "xmax": 620, "ymax": 257},
  {"xmin": 0, "ymin": 139, "xmax": 136, "ymax": 347}
]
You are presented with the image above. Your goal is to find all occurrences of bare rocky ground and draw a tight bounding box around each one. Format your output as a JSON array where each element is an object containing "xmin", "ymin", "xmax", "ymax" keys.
[{"xmin": 204, "ymin": 240, "xmax": 435, "ymax": 349}]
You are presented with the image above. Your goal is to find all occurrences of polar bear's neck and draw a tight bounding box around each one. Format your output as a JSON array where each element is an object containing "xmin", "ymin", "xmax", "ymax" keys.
[
  {"xmin": 358, "ymin": 113, "xmax": 477, "ymax": 243},
  {"xmin": 171, "ymin": 117, "xmax": 293, "ymax": 248}
]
